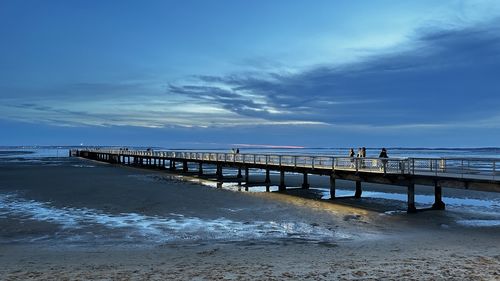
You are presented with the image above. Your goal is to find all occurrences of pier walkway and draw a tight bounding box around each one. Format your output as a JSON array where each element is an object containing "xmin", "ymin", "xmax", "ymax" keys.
[{"xmin": 71, "ymin": 149, "xmax": 500, "ymax": 213}]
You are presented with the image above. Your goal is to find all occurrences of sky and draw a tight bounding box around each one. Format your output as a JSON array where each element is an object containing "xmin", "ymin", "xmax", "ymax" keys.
[{"xmin": 1, "ymin": 0, "xmax": 500, "ymax": 148}]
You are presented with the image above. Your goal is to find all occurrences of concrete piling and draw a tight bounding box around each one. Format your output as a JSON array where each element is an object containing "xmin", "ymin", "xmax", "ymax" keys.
[{"xmin": 355, "ymin": 181, "xmax": 362, "ymax": 198}]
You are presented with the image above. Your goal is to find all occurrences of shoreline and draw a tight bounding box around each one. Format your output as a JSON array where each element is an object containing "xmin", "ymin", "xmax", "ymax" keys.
[{"xmin": 0, "ymin": 156, "xmax": 499, "ymax": 280}]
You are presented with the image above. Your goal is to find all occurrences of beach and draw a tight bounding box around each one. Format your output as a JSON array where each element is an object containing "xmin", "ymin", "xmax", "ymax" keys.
[{"xmin": 1, "ymin": 154, "xmax": 499, "ymax": 280}]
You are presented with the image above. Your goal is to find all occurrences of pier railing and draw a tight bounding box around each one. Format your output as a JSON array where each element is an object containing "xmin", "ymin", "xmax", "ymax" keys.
[{"xmin": 74, "ymin": 149, "xmax": 499, "ymax": 181}]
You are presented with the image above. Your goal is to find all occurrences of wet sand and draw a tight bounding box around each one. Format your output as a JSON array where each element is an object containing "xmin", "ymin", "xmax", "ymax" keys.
[{"xmin": 0, "ymin": 157, "xmax": 499, "ymax": 280}]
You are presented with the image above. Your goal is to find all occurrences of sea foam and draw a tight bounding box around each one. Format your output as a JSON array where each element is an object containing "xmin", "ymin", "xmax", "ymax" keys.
[{"xmin": 0, "ymin": 192, "xmax": 348, "ymax": 244}]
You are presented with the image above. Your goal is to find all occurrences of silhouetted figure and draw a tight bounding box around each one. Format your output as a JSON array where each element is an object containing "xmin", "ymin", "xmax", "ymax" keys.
[
  {"xmin": 236, "ymin": 148, "xmax": 240, "ymax": 154},
  {"xmin": 349, "ymin": 148, "xmax": 355, "ymax": 168},
  {"xmin": 361, "ymin": 147, "xmax": 367, "ymax": 168},
  {"xmin": 379, "ymin": 148, "xmax": 388, "ymax": 158},
  {"xmin": 379, "ymin": 148, "xmax": 388, "ymax": 172}
]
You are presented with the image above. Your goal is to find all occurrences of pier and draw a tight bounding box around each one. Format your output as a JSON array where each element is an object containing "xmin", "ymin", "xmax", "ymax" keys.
[{"xmin": 70, "ymin": 149, "xmax": 500, "ymax": 213}]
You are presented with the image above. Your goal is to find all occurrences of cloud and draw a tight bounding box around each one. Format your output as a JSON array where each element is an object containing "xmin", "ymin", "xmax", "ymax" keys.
[{"xmin": 169, "ymin": 18, "xmax": 500, "ymax": 128}]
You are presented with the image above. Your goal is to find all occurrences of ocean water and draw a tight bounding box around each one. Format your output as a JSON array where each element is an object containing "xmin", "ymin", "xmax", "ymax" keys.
[
  {"xmin": 0, "ymin": 192, "xmax": 350, "ymax": 245},
  {"xmin": 1, "ymin": 145, "xmax": 500, "ymax": 159}
]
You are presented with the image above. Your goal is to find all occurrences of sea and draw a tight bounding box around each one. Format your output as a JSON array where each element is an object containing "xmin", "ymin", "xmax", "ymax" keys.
[
  {"xmin": 1, "ymin": 146, "xmax": 499, "ymax": 247},
  {"xmin": 1, "ymin": 145, "xmax": 500, "ymax": 159}
]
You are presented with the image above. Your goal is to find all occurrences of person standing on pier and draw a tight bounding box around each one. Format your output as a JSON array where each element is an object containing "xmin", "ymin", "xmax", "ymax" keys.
[
  {"xmin": 349, "ymin": 148, "xmax": 355, "ymax": 168},
  {"xmin": 379, "ymin": 148, "xmax": 388, "ymax": 158},
  {"xmin": 361, "ymin": 147, "xmax": 367, "ymax": 168},
  {"xmin": 379, "ymin": 148, "xmax": 388, "ymax": 171}
]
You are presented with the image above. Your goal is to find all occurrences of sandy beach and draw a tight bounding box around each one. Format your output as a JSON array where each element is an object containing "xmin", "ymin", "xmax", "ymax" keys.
[{"xmin": 1, "ymin": 156, "xmax": 499, "ymax": 280}]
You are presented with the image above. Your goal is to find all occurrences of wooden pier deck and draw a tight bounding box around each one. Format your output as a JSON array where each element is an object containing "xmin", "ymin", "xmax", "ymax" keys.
[{"xmin": 70, "ymin": 149, "xmax": 500, "ymax": 213}]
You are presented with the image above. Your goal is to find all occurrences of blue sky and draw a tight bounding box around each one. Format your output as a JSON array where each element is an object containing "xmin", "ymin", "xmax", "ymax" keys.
[{"xmin": 1, "ymin": 0, "xmax": 500, "ymax": 148}]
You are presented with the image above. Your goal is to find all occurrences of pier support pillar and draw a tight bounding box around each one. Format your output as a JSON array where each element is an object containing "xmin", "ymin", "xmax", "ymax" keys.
[
  {"xmin": 329, "ymin": 174, "xmax": 336, "ymax": 199},
  {"xmin": 355, "ymin": 181, "xmax": 362, "ymax": 198},
  {"xmin": 279, "ymin": 170, "xmax": 286, "ymax": 191},
  {"xmin": 302, "ymin": 173, "xmax": 310, "ymax": 189},
  {"xmin": 198, "ymin": 163, "xmax": 203, "ymax": 176},
  {"xmin": 171, "ymin": 161, "xmax": 176, "ymax": 171},
  {"xmin": 245, "ymin": 168, "xmax": 249, "ymax": 183},
  {"xmin": 217, "ymin": 165, "xmax": 223, "ymax": 181},
  {"xmin": 182, "ymin": 161, "xmax": 188, "ymax": 172},
  {"xmin": 432, "ymin": 182, "xmax": 446, "ymax": 210},
  {"xmin": 407, "ymin": 183, "xmax": 417, "ymax": 213},
  {"xmin": 265, "ymin": 169, "xmax": 270, "ymax": 192},
  {"xmin": 237, "ymin": 168, "xmax": 243, "ymax": 186}
]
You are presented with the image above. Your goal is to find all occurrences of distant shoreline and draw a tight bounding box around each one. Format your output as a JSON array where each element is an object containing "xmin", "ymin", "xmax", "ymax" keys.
[{"xmin": 0, "ymin": 151, "xmax": 35, "ymax": 156}]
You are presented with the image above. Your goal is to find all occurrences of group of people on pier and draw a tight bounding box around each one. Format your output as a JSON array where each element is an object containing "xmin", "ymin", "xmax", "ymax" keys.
[
  {"xmin": 349, "ymin": 147, "xmax": 389, "ymax": 170},
  {"xmin": 349, "ymin": 147, "xmax": 388, "ymax": 158}
]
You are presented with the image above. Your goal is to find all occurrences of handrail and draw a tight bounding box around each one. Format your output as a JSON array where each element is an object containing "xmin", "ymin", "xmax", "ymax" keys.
[{"xmin": 71, "ymin": 149, "xmax": 500, "ymax": 181}]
